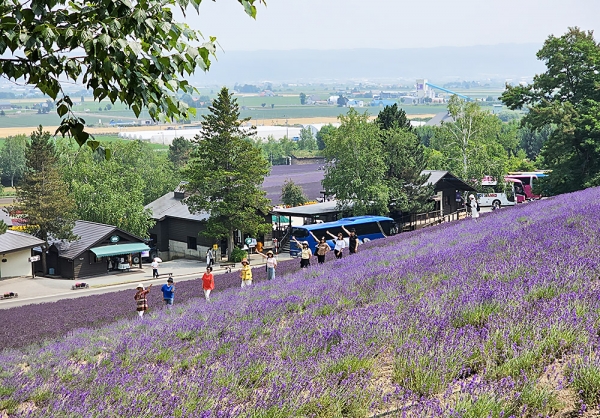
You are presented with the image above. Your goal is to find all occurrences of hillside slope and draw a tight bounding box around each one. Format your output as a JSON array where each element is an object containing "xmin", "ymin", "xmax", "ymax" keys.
[{"xmin": 2, "ymin": 188, "xmax": 600, "ymax": 417}]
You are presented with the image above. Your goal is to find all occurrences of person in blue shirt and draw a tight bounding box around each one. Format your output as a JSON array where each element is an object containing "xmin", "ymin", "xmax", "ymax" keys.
[{"xmin": 161, "ymin": 275, "xmax": 175, "ymax": 307}]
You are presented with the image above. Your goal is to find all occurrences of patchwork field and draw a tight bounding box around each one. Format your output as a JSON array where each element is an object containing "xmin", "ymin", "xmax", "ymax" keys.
[{"xmin": 2, "ymin": 188, "xmax": 600, "ymax": 417}]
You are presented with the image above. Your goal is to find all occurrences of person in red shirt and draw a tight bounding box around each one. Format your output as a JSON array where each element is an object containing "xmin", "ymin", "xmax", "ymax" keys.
[
  {"xmin": 202, "ymin": 266, "xmax": 214, "ymax": 301},
  {"xmin": 134, "ymin": 283, "xmax": 152, "ymax": 319}
]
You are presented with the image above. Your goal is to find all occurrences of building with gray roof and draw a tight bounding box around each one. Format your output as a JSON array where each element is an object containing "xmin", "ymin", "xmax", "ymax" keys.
[{"xmin": 0, "ymin": 230, "xmax": 44, "ymax": 279}]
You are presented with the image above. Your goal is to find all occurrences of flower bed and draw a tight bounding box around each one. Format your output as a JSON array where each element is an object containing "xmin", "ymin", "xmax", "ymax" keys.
[{"xmin": 1, "ymin": 188, "xmax": 600, "ymax": 416}]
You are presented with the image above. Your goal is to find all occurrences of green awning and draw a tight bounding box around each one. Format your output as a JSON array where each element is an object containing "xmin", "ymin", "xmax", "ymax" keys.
[
  {"xmin": 272, "ymin": 215, "xmax": 290, "ymax": 223},
  {"xmin": 90, "ymin": 243, "xmax": 150, "ymax": 257}
]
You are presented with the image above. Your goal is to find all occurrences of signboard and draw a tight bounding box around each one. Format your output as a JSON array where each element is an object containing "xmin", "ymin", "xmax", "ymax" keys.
[
  {"xmin": 244, "ymin": 237, "xmax": 252, "ymax": 246},
  {"xmin": 110, "ymin": 235, "xmax": 120, "ymax": 243},
  {"xmin": 212, "ymin": 244, "xmax": 218, "ymax": 250},
  {"xmin": 28, "ymin": 255, "xmax": 40, "ymax": 262}
]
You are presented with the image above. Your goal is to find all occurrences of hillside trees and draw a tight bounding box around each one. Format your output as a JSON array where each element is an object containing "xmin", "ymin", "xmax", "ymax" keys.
[
  {"xmin": 501, "ymin": 27, "xmax": 600, "ymax": 194},
  {"xmin": 281, "ymin": 179, "xmax": 307, "ymax": 207},
  {"xmin": 61, "ymin": 142, "xmax": 163, "ymax": 238},
  {"xmin": 184, "ymin": 87, "xmax": 271, "ymax": 258},
  {"xmin": 375, "ymin": 103, "xmax": 412, "ymax": 131},
  {"xmin": 0, "ymin": 135, "xmax": 27, "ymax": 187},
  {"xmin": 168, "ymin": 137, "xmax": 194, "ymax": 170},
  {"xmin": 0, "ymin": 0, "xmax": 264, "ymax": 151},
  {"xmin": 322, "ymin": 109, "xmax": 389, "ymax": 215},
  {"xmin": 12, "ymin": 127, "xmax": 76, "ymax": 274},
  {"xmin": 429, "ymin": 96, "xmax": 507, "ymax": 188}
]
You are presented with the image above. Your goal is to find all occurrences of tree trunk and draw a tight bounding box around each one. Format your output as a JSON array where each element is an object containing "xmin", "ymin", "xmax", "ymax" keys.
[
  {"xmin": 10, "ymin": 175, "xmax": 14, "ymax": 188},
  {"xmin": 41, "ymin": 243, "xmax": 48, "ymax": 275},
  {"xmin": 227, "ymin": 229, "xmax": 235, "ymax": 261}
]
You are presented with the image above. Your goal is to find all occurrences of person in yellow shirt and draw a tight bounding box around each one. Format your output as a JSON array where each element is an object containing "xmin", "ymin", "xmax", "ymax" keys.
[{"xmin": 240, "ymin": 258, "xmax": 252, "ymax": 288}]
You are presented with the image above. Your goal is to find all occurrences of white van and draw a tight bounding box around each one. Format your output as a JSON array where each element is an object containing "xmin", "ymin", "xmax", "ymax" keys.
[
  {"xmin": 478, "ymin": 177, "xmax": 517, "ymax": 209},
  {"xmin": 477, "ymin": 192, "xmax": 516, "ymax": 209}
]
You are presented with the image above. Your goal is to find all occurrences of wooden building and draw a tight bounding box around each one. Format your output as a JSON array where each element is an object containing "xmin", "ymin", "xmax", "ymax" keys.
[{"xmin": 41, "ymin": 221, "xmax": 149, "ymax": 279}]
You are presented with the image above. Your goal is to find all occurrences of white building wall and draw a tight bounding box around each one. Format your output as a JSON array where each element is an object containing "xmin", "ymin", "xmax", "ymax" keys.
[
  {"xmin": 168, "ymin": 240, "xmax": 210, "ymax": 261},
  {"xmin": 0, "ymin": 248, "xmax": 33, "ymax": 278}
]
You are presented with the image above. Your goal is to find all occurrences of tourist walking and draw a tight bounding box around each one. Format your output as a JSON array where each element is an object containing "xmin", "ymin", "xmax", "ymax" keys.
[
  {"xmin": 310, "ymin": 231, "xmax": 330, "ymax": 264},
  {"xmin": 161, "ymin": 275, "xmax": 175, "ymax": 307},
  {"xmin": 151, "ymin": 258, "xmax": 160, "ymax": 278},
  {"xmin": 206, "ymin": 248, "xmax": 215, "ymax": 268},
  {"xmin": 202, "ymin": 266, "xmax": 214, "ymax": 301},
  {"xmin": 342, "ymin": 226, "xmax": 359, "ymax": 254},
  {"xmin": 292, "ymin": 236, "xmax": 312, "ymax": 268},
  {"xmin": 326, "ymin": 230, "xmax": 346, "ymax": 259},
  {"xmin": 240, "ymin": 258, "xmax": 253, "ymax": 288},
  {"xmin": 258, "ymin": 250, "xmax": 278, "ymax": 280},
  {"xmin": 134, "ymin": 283, "xmax": 152, "ymax": 319},
  {"xmin": 467, "ymin": 194, "xmax": 480, "ymax": 219}
]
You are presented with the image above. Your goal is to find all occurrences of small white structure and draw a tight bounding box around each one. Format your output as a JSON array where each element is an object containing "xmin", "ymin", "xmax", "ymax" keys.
[{"xmin": 0, "ymin": 230, "xmax": 45, "ymax": 279}]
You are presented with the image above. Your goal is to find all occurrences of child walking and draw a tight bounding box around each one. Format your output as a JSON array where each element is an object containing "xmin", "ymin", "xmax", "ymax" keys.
[
  {"xmin": 202, "ymin": 266, "xmax": 214, "ymax": 301},
  {"xmin": 160, "ymin": 275, "xmax": 175, "ymax": 307},
  {"xmin": 134, "ymin": 283, "xmax": 153, "ymax": 319},
  {"xmin": 240, "ymin": 258, "xmax": 252, "ymax": 288}
]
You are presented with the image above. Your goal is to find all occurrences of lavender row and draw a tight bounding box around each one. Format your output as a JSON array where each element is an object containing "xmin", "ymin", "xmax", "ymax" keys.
[{"xmin": 1, "ymin": 188, "xmax": 600, "ymax": 416}]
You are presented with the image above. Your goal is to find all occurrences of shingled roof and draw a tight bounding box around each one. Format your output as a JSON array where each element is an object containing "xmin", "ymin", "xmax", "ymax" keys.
[
  {"xmin": 52, "ymin": 221, "xmax": 144, "ymax": 260},
  {"xmin": 144, "ymin": 192, "xmax": 209, "ymax": 222},
  {"xmin": 0, "ymin": 230, "xmax": 44, "ymax": 254}
]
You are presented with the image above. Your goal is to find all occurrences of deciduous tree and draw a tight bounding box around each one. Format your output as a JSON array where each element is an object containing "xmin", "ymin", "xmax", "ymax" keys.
[
  {"xmin": 430, "ymin": 96, "xmax": 506, "ymax": 188},
  {"xmin": 501, "ymin": 27, "xmax": 600, "ymax": 193},
  {"xmin": 0, "ymin": 0, "xmax": 264, "ymax": 151},
  {"xmin": 323, "ymin": 109, "xmax": 388, "ymax": 215},
  {"xmin": 0, "ymin": 135, "xmax": 27, "ymax": 187},
  {"xmin": 184, "ymin": 87, "xmax": 271, "ymax": 258},
  {"xmin": 281, "ymin": 179, "xmax": 307, "ymax": 207}
]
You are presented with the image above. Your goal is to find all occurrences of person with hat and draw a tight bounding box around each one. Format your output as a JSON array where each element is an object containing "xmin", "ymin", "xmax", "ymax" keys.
[
  {"xmin": 467, "ymin": 194, "xmax": 480, "ymax": 219},
  {"xmin": 202, "ymin": 266, "xmax": 214, "ymax": 301},
  {"xmin": 292, "ymin": 236, "xmax": 312, "ymax": 268},
  {"xmin": 257, "ymin": 250, "xmax": 278, "ymax": 280},
  {"xmin": 240, "ymin": 258, "xmax": 253, "ymax": 288},
  {"xmin": 134, "ymin": 283, "xmax": 153, "ymax": 318},
  {"xmin": 161, "ymin": 274, "xmax": 175, "ymax": 307}
]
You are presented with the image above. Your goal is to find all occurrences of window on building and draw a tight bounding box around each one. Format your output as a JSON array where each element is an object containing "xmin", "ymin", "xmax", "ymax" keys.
[{"xmin": 187, "ymin": 236, "xmax": 197, "ymax": 250}]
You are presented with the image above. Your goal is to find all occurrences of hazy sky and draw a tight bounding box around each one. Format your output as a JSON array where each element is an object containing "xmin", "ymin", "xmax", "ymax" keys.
[{"xmin": 190, "ymin": 0, "xmax": 600, "ymax": 50}]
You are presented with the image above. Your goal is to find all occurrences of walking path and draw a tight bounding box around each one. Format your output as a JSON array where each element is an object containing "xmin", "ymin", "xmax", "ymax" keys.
[{"xmin": 0, "ymin": 252, "xmax": 295, "ymax": 309}]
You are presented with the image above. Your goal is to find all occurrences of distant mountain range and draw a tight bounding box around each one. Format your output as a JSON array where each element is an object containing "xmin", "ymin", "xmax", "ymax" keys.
[{"xmin": 193, "ymin": 43, "xmax": 545, "ymax": 85}]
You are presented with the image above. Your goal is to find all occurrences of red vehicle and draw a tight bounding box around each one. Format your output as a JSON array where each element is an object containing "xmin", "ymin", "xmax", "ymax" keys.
[{"xmin": 505, "ymin": 172, "xmax": 547, "ymax": 202}]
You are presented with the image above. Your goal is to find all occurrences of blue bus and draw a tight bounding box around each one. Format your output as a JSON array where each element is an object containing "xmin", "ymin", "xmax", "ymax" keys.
[{"xmin": 289, "ymin": 216, "xmax": 395, "ymax": 256}]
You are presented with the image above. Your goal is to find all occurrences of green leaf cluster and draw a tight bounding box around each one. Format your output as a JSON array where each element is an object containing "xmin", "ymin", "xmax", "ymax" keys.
[
  {"xmin": 60, "ymin": 140, "xmax": 178, "ymax": 237},
  {"xmin": 501, "ymin": 27, "xmax": 600, "ymax": 194},
  {"xmin": 0, "ymin": 0, "xmax": 264, "ymax": 149},
  {"xmin": 281, "ymin": 179, "xmax": 307, "ymax": 207}
]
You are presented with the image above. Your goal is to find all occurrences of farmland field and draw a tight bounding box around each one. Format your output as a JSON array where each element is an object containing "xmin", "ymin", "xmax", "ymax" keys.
[{"xmin": 2, "ymin": 187, "xmax": 600, "ymax": 416}]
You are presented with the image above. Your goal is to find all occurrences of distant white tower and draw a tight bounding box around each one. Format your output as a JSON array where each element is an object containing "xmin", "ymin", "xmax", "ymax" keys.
[{"xmin": 416, "ymin": 79, "xmax": 428, "ymax": 100}]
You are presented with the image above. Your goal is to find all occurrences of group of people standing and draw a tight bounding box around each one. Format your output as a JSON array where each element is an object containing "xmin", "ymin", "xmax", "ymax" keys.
[{"xmin": 292, "ymin": 225, "xmax": 360, "ymax": 269}]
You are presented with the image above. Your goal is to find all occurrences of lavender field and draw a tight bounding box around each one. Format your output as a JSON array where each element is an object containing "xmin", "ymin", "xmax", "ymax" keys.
[{"xmin": 2, "ymin": 188, "xmax": 600, "ymax": 417}]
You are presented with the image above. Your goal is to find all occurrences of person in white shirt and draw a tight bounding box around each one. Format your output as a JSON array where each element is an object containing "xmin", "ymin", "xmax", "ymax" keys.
[
  {"xmin": 326, "ymin": 230, "xmax": 346, "ymax": 259},
  {"xmin": 151, "ymin": 259, "xmax": 159, "ymax": 278}
]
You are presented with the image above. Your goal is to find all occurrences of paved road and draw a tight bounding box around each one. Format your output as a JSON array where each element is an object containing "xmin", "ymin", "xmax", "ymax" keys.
[{"xmin": 0, "ymin": 253, "xmax": 294, "ymax": 309}]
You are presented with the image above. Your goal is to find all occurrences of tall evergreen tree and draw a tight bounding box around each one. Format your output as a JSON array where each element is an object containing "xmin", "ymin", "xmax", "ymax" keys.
[
  {"xmin": 168, "ymin": 137, "xmax": 194, "ymax": 170},
  {"xmin": 12, "ymin": 126, "xmax": 76, "ymax": 274},
  {"xmin": 375, "ymin": 103, "xmax": 412, "ymax": 131},
  {"xmin": 184, "ymin": 87, "xmax": 271, "ymax": 258},
  {"xmin": 281, "ymin": 180, "xmax": 307, "ymax": 207}
]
